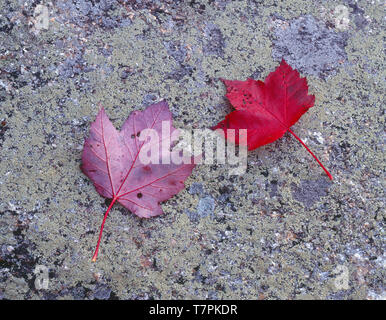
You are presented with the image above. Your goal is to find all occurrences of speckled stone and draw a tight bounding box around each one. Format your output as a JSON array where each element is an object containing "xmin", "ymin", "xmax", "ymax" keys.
[{"xmin": 0, "ymin": 0, "xmax": 384, "ymax": 300}]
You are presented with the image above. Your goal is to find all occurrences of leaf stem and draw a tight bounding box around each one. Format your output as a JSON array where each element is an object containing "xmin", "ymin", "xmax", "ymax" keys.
[
  {"xmin": 91, "ymin": 196, "xmax": 118, "ymax": 262},
  {"xmin": 288, "ymin": 128, "xmax": 333, "ymax": 180}
]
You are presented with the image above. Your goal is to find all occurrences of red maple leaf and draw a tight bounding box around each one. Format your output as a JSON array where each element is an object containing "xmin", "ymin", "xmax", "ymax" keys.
[
  {"xmin": 213, "ymin": 59, "xmax": 332, "ymax": 180},
  {"xmin": 81, "ymin": 101, "xmax": 196, "ymax": 261}
]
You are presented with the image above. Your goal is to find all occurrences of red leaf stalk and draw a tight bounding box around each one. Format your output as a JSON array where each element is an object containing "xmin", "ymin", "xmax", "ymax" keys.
[
  {"xmin": 82, "ymin": 102, "xmax": 196, "ymax": 261},
  {"xmin": 213, "ymin": 60, "xmax": 333, "ymax": 180},
  {"xmin": 288, "ymin": 128, "xmax": 333, "ymax": 180},
  {"xmin": 91, "ymin": 196, "xmax": 118, "ymax": 262}
]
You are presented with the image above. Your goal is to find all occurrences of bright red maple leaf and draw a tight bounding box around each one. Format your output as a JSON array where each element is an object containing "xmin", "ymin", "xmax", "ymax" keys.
[
  {"xmin": 213, "ymin": 59, "xmax": 332, "ymax": 180},
  {"xmin": 81, "ymin": 101, "xmax": 196, "ymax": 261}
]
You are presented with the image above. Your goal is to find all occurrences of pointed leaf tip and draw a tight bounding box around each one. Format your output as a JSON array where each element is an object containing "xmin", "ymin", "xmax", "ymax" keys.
[
  {"xmin": 81, "ymin": 101, "xmax": 196, "ymax": 260},
  {"xmin": 213, "ymin": 60, "xmax": 332, "ymax": 179}
]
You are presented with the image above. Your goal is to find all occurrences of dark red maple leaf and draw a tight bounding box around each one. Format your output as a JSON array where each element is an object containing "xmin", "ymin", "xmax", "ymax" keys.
[
  {"xmin": 213, "ymin": 59, "xmax": 332, "ymax": 180},
  {"xmin": 81, "ymin": 101, "xmax": 196, "ymax": 261}
]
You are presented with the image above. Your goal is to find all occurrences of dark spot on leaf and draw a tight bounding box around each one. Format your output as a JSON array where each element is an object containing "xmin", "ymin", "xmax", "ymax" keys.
[{"xmin": 137, "ymin": 193, "xmax": 143, "ymax": 199}]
